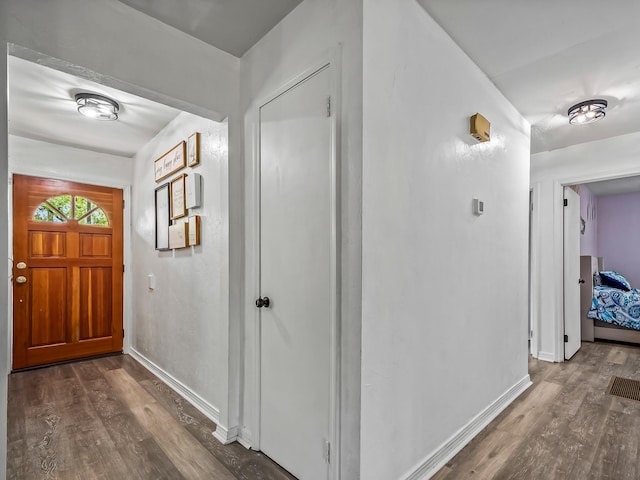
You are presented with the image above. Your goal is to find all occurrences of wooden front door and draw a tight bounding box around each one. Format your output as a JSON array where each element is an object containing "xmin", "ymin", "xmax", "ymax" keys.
[{"xmin": 12, "ymin": 175, "xmax": 124, "ymax": 369}]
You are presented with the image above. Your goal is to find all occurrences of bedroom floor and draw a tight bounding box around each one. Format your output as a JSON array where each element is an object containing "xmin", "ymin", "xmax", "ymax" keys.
[{"xmin": 433, "ymin": 341, "xmax": 640, "ymax": 480}]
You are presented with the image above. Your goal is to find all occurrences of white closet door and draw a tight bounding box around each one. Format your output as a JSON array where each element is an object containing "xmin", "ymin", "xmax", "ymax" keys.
[
  {"xmin": 259, "ymin": 65, "xmax": 333, "ymax": 480},
  {"xmin": 564, "ymin": 186, "xmax": 581, "ymax": 360}
]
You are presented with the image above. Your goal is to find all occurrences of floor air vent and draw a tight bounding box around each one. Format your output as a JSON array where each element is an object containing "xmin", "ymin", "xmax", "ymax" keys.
[{"xmin": 607, "ymin": 376, "xmax": 640, "ymax": 402}]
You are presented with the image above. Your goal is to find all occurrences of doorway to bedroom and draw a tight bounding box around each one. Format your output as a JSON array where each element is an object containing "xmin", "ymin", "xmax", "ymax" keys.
[{"xmin": 565, "ymin": 176, "xmax": 640, "ymax": 353}]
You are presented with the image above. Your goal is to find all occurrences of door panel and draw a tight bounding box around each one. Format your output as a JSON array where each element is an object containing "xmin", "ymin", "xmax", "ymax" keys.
[
  {"xmin": 30, "ymin": 231, "xmax": 66, "ymax": 257},
  {"xmin": 29, "ymin": 267, "xmax": 68, "ymax": 346},
  {"xmin": 12, "ymin": 174, "xmax": 123, "ymax": 369},
  {"xmin": 564, "ymin": 186, "xmax": 581, "ymax": 359},
  {"xmin": 79, "ymin": 267, "xmax": 113, "ymax": 340},
  {"xmin": 259, "ymin": 65, "xmax": 333, "ymax": 480},
  {"xmin": 80, "ymin": 234, "xmax": 112, "ymax": 257}
]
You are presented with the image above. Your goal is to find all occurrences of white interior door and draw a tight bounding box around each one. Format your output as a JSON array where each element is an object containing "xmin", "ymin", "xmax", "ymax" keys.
[
  {"xmin": 259, "ymin": 65, "xmax": 333, "ymax": 480},
  {"xmin": 563, "ymin": 186, "xmax": 581, "ymax": 359}
]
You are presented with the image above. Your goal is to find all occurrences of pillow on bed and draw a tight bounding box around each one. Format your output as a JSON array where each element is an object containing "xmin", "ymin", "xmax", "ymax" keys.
[{"xmin": 599, "ymin": 271, "xmax": 632, "ymax": 291}]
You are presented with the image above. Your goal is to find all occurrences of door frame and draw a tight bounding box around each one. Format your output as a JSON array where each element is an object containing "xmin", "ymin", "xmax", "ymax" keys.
[
  {"xmin": 530, "ymin": 169, "xmax": 640, "ymax": 363},
  {"xmin": 528, "ymin": 186, "xmax": 541, "ymax": 358},
  {"xmin": 244, "ymin": 51, "xmax": 341, "ymax": 479},
  {"xmin": 7, "ymin": 171, "xmax": 133, "ymax": 364}
]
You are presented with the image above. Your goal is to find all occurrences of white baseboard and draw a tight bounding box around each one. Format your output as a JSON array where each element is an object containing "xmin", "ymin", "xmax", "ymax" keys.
[
  {"xmin": 213, "ymin": 424, "xmax": 239, "ymax": 445},
  {"xmin": 402, "ymin": 375, "xmax": 532, "ymax": 480},
  {"xmin": 536, "ymin": 351, "xmax": 556, "ymax": 363},
  {"xmin": 128, "ymin": 348, "xmax": 238, "ymax": 443}
]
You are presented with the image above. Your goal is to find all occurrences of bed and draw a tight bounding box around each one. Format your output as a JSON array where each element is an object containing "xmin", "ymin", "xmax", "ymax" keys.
[{"xmin": 580, "ymin": 256, "xmax": 640, "ymax": 344}]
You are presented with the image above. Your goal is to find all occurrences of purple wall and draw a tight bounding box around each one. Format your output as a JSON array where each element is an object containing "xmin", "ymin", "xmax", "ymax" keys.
[
  {"xmin": 579, "ymin": 184, "xmax": 598, "ymax": 256},
  {"xmin": 597, "ymin": 191, "xmax": 640, "ymax": 288}
]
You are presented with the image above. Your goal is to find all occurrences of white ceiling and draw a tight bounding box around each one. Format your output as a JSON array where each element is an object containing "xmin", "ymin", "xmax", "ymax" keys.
[
  {"xmin": 8, "ymin": 1, "xmax": 302, "ymax": 159},
  {"xmin": 419, "ymin": 0, "xmax": 640, "ymax": 154},
  {"xmin": 8, "ymin": 56, "xmax": 182, "ymax": 158},
  {"xmin": 585, "ymin": 176, "xmax": 640, "ymax": 197},
  {"xmin": 116, "ymin": 0, "xmax": 302, "ymax": 57}
]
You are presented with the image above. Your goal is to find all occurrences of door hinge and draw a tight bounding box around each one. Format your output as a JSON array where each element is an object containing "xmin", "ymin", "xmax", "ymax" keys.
[
  {"xmin": 123, "ymin": 329, "xmax": 125, "ymax": 338},
  {"xmin": 123, "ymin": 264, "xmax": 125, "ymax": 273},
  {"xmin": 324, "ymin": 440, "xmax": 331, "ymax": 464},
  {"xmin": 564, "ymin": 334, "xmax": 569, "ymax": 342},
  {"xmin": 123, "ymin": 199, "xmax": 125, "ymax": 209},
  {"xmin": 563, "ymin": 198, "xmax": 568, "ymax": 207},
  {"xmin": 326, "ymin": 96, "xmax": 332, "ymax": 117}
]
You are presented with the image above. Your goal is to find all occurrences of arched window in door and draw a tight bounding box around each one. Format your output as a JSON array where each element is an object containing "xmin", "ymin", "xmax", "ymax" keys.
[{"xmin": 33, "ymin": 194, "xmax": 109, "ymax": 226}]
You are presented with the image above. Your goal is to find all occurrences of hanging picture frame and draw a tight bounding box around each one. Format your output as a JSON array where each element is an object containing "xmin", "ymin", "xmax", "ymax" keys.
[
  {"xmin": 187, "ymin": 132, "xmax": 200, "ymax": 167},
  {"xmin": 188, "ymin": 215, "xmax": 201, "ymax": 246},
  {"xmin": 169, "ymin": 222, "xmax": 188, "ymax": 249},
  {"xmin": 154, "ymin": 141, "xmax": 186, "ymax": 182},
  {"xmin": 170, "ymin": 174, "xmax": 188, "ymax": 220},
  {"xmin": 154, "ymin": 183, "xmax": 171, "ymax": 250}
]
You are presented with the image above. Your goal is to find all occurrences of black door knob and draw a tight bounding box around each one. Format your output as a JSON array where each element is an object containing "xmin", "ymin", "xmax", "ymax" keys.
[
  {"xmin": 256, "ymin": 296, "xmax": 270, "ymax": 308},
  {"xmin": 578, "ymin": 279, "xmax": 585, "ymax": 284}
]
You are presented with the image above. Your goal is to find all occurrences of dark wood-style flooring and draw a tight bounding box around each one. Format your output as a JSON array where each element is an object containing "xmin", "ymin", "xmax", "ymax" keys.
[
  {"xmin": 9, "ymin": 342, "xmax": 640, "ymax": 480},
  {"xmin": 434, "ymin": 341, "xmax": 640, "ymax": 480},
  {"xmin": 7, "ymin": 354, "xmax": 296, "ymax": 480}
]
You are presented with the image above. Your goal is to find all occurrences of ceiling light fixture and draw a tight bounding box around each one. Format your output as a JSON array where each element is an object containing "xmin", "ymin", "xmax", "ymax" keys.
[
  {"xmin": 567, "ymin": 99, "xmax": 607, "ymax": 126},
  {"xmin": 75, "ymin": 93, "xmax": 120, "ymax": 121}
]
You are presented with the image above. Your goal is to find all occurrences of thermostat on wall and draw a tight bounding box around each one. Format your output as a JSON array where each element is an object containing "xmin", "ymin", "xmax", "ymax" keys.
[{"xmin": 473, "ymin": 198, "xmax": 484, "ymax": 215}]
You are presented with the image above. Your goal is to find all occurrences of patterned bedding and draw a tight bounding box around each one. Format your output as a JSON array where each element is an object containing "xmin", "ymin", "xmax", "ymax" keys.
[{"xmin": 588, "ymin": 285, "xmax": 640, "ymax": 330}]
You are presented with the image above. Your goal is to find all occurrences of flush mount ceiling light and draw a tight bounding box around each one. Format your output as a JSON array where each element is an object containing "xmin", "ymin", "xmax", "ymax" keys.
[
  {"xmin": 567, "ymin": 99, "xmax": 607, "ymax": 126},
  {"xmin": 75, "ymin": 93, "xmax": 120, "ymax": 121}
]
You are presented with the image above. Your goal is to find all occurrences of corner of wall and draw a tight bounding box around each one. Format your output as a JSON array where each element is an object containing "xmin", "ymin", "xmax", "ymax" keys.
[
  {"xmin": 212, "ymin": 424, "xmax": 239, "ymax": 445},
  {"xmin": 402, "ymin": 376, "xmax": 532, "ymax": 480},
  {"xmin": 130, "ymin": 112, "xmax": 234, "ymax": 440},
  {"xmin": 129, "ymin": 347, "xmax": 224, "ymax": 429},
  {"xmin": 0, "ymin": 10, "xmax": 10, "ymax": 475}
]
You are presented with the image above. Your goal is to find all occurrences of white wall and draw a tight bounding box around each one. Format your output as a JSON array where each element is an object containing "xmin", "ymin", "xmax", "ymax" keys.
[
  {"xmin": 1, "ymin": 5, "xmax": 9, "ymax": 476},
  {"xmin": 597, "ymin": 192, "xmax": 640, "ymax": 287},
  {"xmin": 8, "ymin": 136, "xmax": 133, "ymax": 186},
  {"xmin": 531, "ymin": 131, "xmax": 640, "ymax": 362},
  {"xmin": 361, "ymin": 1, "xmax": 531, "ymax": 478},
  {"xmin": 240, "ymin": 0, "xmax": 362, "ymax": 476},
  {"xmin": 130, "ymin": 112, "xmax": 231, "ymax": 428},
  {"xmin": 578, "ymin": 184, "xmax": 598, "ymax": 256}
]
